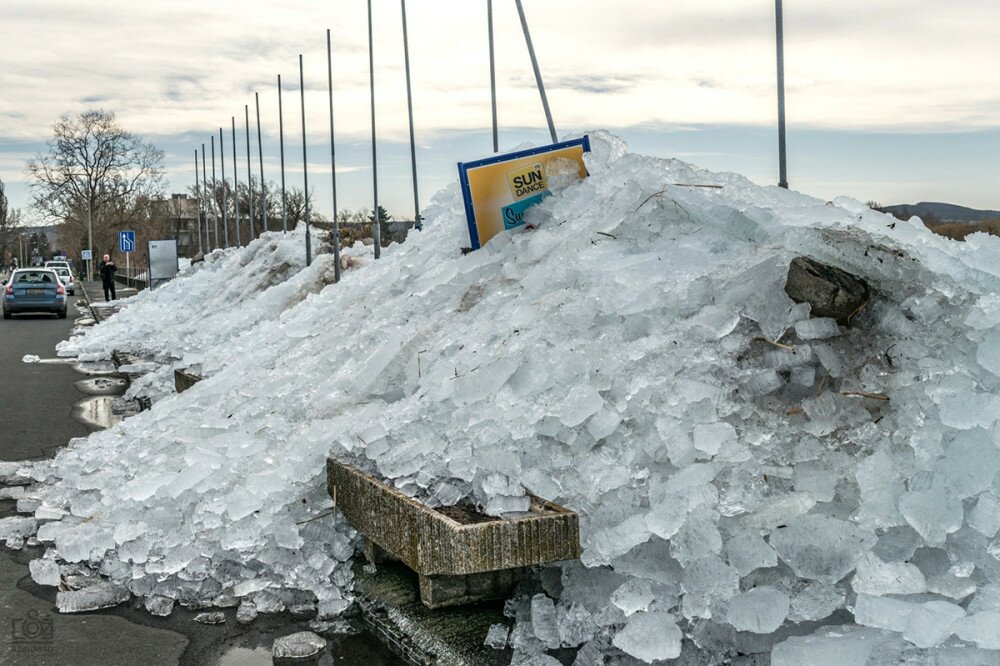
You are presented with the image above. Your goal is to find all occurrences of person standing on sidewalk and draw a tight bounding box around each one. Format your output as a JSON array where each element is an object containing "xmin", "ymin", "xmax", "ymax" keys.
[{"xmin": 99, "ymin": 253, "xmax": 117, "ymax": 301}]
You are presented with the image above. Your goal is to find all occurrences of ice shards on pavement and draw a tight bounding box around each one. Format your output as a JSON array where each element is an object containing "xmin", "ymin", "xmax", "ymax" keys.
[{"xmin": 13, "ymin": 131, "xmax": 1000, "ymax": 662}]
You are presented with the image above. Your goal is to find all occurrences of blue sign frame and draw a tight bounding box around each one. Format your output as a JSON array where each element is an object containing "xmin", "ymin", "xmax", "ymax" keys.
[
  {"xmin": 119, "ymin": 230, "xmax": 136, "ymax": 253},
  {"xmin": 458, "ymin": 136, "xmax": 591, "ymax": 250}
]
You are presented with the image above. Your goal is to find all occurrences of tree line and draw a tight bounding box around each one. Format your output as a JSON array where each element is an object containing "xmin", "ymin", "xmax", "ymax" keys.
[{"xmin": 4, "ymin": 108, "xmax": 399, "ymax": 269}]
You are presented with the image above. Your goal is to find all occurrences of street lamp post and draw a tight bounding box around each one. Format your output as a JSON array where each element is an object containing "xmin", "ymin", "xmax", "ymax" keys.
[{"xmin": 776, "ymin": 0, "xmax": 789, "ymax": 189}]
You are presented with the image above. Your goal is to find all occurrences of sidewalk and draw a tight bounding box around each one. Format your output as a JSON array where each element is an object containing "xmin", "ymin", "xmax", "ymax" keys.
[{"xmin": 78, "ymin": 280, "xmax": 137, "ymax": 322}]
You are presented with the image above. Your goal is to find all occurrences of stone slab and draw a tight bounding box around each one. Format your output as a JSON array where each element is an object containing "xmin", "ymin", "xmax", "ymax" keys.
[{"xmin": 327, "ymin": 459, "xmax": 580, "ymax": 578}]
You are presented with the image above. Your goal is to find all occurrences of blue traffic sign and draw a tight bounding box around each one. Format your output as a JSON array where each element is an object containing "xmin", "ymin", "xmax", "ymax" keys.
[{"xmin": 119, "ymin": 230, "xmax": 136, "ymax": 253}]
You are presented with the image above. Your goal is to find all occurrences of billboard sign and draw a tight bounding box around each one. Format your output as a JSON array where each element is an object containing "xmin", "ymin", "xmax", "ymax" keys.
[
  {"xmin": 119, "ymin": 230, "xmax": 136, "ymax": 253},
  {"xmin": 458, "ymin": 136, "xmax": 591, "ymax": 250}
]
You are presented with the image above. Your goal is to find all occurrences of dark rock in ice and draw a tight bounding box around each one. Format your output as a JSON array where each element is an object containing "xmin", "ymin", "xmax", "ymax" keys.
[{"xmin": 784, "ymin": 257, "xmax": 870, "ymax": 325}]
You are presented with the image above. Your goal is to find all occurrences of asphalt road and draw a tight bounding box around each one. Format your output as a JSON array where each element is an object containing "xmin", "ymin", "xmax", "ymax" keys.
[
  {"xmin": 0, "ymin": 285, "xmax": 396, "ymax": 665},
  {"xmin": 0, "ymin": 296, "xmax": 93, "ymax": 461}
]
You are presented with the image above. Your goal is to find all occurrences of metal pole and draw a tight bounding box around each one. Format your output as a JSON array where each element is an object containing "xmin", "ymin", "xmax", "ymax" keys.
[
  {"xmin": 220, "ymin": 128, "xmax": 229, "ymax": 247},
  {"xmin": 279, "ymin": 74, "xmax": 288, "ymax": 233},
  {"xmin": 194, "ymin": 149, "xmax": 203, "ymax": 255},
  {"xmin": 256, "ymin": 92, "xmax": 267, "ymax": 232},
  {"xmin": 488, "ymin": 0, "xmax": 498, "ymax": 153},
  {"xmin": 201, "ymin": 144, "xmax": 209, "ymax": 251},
  {"xmin": 775, "ymin": 0, "xmax": 789, "ymax": 189},
  {"xmin": 327, "ymin": 29, "xmax": 341, "ymax": 281},
  {"xmin": 300, "ymin": 54, "xmax": 312, "ymax": 266},
  {"xmin": 211, "ymin": 135, "xmax": 219, "ymax": 250},
  {"xmin": 368, "ymin": 0, "xmax": 381, "ymax": 258},
  {"xmin": 231, "ymin": 117, "xmax": 240, "ymax": 246},
  {"xmin": 401, "ymin": 0, "xmax": 421, "ymax": 232},
  {"xmin": 245, "ymin": 105, "xmax": 255, "ymax": 238},
  {"xmin": 86, "ymin": 199, "xmax": 94, "ymax": 280},
  {"xmin": 514, "ymin": 0, "xmax": 557, "ymax": 143}
]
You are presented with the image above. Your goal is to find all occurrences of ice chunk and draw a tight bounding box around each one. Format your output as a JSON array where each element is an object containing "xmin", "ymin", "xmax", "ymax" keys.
[
  {"xmin": 0, "ymin": 516, "xmax": 37, "ymax": 540},
  {"xmin": 692, "ymin": 422, "xmax": 735, "ymax": 456},
  {"xmin": 898, "ymin": 486, "xmax": 963, "ymax": 546},
  {"xmin": 772, "ymin": 626, "xmax": 884, "ymax": 666},
  {"xmin": 22, "ymin": 354, "xmax": 40, "ymax": 363},
  {"xmin": 681, "ymin": 555, "xmax": 739, "ymax": 618},
  {"xmin": 611, "ymin": 579, "xmax": 654, "ymax": 616},
  {"xmin": 853, "ymin": 594, "xmax": 916, "ymax": 632},
  {"xmin": 793, "ymin": 462, "xmax": 838, "ymax": 502},
  {"xmin": 976, "ymin": 329, "xmax": 1000, "ymax": 377},
  {"xmin": 726, "ymin": 586, "xmax": 789, "ymax": 633},
  {"xmin": 851, "ymin": 552, "xmax": 926, "ymax": 596},
  {"xmin": 770, "ymin": 515, "xmax": 873, "ymax": 583},
  {"xmin": 57, "ymin": 581, "xmax": 130, "ymax": 613},
  {"xmin": 272, "ymin": 631, "xmax": 327, "ymax": 660},
  {"xmin": 29, "ymin": 558, "xmax": 60, "ymax": 587},
  {"xmin": 145, "ymin": 596, "xmax": 175, "ymax": 617},
  {"xmin": 484, "ymin": 623, "xmax": 509, "ymax": 649},
  {"xmin": 794, "ymin": 317, "xmax": 841, "ymax": 340},
  {"xmin": 902, "ymin": 600, "xmax": 964, "ymax": 648},
  {"xmin": 968, "ymin": 492, "xmax": 1000, "ymax": 537},
  {"xmin": 937, "ymin": 429, "xmax": 1000, "ymax": 499},
  {"xmin": 586, "ymin": 408, "xmax": 621, "ymax": 442},
  {"xmin": 237, "ymin": 601, "xmax": 258, "ymax": 625},
  {"xmin": 790, "ymin": 366, "xmax": 816, "ymax": 386},
  {"xmin": 954, "ymin": 611, "xmax": 1000, "ymax": 650},
  {"xmin": 556, "ymin": 603, "xmax": 594, "ymax": 648},
  {"xmin": 530, "ymin": 594, "xmax": 560, "ymax": 649},
  {"xmin": 194, "ymin": 611, "xmax": 225, "ymax": 624},
  {"xmin": 724, "ymin": 529, "xmax": 778, "ymax": 576},
  {"xmin": 745, "ymin": 492, "xmax": 816, "ymax": 529},
  {"xmin": 790, "ymin": 582, "xmax": 843, "ymax": 621},
  {"xmin": 611, "ymin": 612, "xmax": 681, "ymax": 663}
]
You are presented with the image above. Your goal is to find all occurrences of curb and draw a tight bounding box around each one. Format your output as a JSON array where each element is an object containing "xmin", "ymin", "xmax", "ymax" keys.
[{"xmin": 78, "ymin": 281, "xmax": 104, "ymax": 324}]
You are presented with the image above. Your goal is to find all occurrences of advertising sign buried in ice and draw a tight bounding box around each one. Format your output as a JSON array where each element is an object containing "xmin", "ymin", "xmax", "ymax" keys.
[{"xmin": 458, "ymin": 136, "xmax": 591, "ymax": 250}]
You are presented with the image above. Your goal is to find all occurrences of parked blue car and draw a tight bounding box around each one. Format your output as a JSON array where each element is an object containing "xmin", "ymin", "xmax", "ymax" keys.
[{"xmin": 3, "ymin": 269, "xmax": 68, "ymax": 319}]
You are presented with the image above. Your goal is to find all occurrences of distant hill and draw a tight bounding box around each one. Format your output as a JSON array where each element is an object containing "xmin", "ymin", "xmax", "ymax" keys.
[{"xmin": 883, "ymin": 202, "xmax": 1000, "ymax": 223}]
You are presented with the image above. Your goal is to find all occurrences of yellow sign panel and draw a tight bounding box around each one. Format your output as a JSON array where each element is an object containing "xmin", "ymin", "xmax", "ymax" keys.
[{"xmin": 458, "ymin": 137, "xmax": 591, "ymax": 249}]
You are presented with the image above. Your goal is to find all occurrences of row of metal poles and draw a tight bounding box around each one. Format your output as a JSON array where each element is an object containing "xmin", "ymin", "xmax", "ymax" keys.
[{"xmin": 191, "ymin": 0, "xmax": 555, "ymax": 280}]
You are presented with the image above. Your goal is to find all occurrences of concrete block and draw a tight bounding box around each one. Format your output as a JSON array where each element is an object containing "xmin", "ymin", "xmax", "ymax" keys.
[
  {"xmin": 328, "ymin": 459, "xmax": 580, "ymax": 607},
  {"xmin": 173, "ymin": 368, "xmax": 202, "ymax": 393}
]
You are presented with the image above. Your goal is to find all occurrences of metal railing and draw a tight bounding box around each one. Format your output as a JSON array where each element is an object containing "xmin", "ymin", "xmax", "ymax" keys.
[{"xmin": 115, "ymin": 267, "xmax": 148, "ymax": 290}]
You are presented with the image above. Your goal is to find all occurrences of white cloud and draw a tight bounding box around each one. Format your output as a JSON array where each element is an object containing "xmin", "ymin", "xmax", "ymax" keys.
[{"xmin": 3, "ymin": 0, "xmax": 1000, "ymax": 146}]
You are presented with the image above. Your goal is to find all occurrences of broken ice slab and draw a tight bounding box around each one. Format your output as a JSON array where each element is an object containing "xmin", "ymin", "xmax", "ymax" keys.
[
  {"xmin": 56, "ymin": 581, "xmax": 129, "ymax": 613},
  {"xmin": 173, "ymin": 368, "xmax": 202, "ymax": 393},
  {"xmin": 327, "ymin": 459, "xmax": 580, "ymax": 608}
]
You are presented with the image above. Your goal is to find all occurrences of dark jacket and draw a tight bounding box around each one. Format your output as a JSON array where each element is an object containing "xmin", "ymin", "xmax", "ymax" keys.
[{"xmin": 99, "ymin": 260, "xmax": 116, "ymax": 285}]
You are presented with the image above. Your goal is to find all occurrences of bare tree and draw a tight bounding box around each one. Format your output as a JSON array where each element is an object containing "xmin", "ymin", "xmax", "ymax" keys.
[
  {"xmin": 26, "ymin": 109, "xmax": 164, "ymax": 276},
  {"xmin": 0, "ymin": 178, "xmax": 22, "ymax": 267}
]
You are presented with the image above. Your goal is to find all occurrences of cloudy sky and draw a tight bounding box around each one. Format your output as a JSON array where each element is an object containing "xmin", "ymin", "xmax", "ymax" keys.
[{"xmin": 3, "ymin": 0, "xmax": 1000, "ymax": 224}]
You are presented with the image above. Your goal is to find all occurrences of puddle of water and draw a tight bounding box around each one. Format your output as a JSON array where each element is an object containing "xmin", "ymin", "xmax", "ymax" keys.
[
  {"xmin": 218, "ymin": 646, "xmax": 272, "ymax": 666},
  {"xmin": 73, "ymin": 396, "xmax": 123, "ymax": 429}
]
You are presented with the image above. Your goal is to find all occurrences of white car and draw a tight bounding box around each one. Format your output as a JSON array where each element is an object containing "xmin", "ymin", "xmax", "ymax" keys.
[
  {"xmin": 53, "ymin": 267, "xmax": 76, "ymax": 295},
  {"xmin": 45, "ymin": 260, "xmax": 71, "ymax": 271}
]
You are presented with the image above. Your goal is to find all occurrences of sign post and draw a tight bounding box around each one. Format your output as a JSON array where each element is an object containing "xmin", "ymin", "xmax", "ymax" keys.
[{"xmin": 119, "ymin": 230, "xmax": 135, "ymax": 283}]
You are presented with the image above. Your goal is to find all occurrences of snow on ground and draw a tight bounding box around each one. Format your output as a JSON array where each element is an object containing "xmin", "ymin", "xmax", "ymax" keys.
[{"xmin": 10, "ymin": 131, "xmax": 1000, "ymax": 662}]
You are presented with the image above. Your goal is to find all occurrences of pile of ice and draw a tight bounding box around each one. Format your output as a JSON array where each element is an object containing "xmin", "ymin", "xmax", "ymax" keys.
[
  {"xmin": 58, "ymin": 227, "xmax": 357, "ymax": 403},
  {"xmin": 11, "ymin": 131, "xmax": 1000, "ymax": 662}
]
